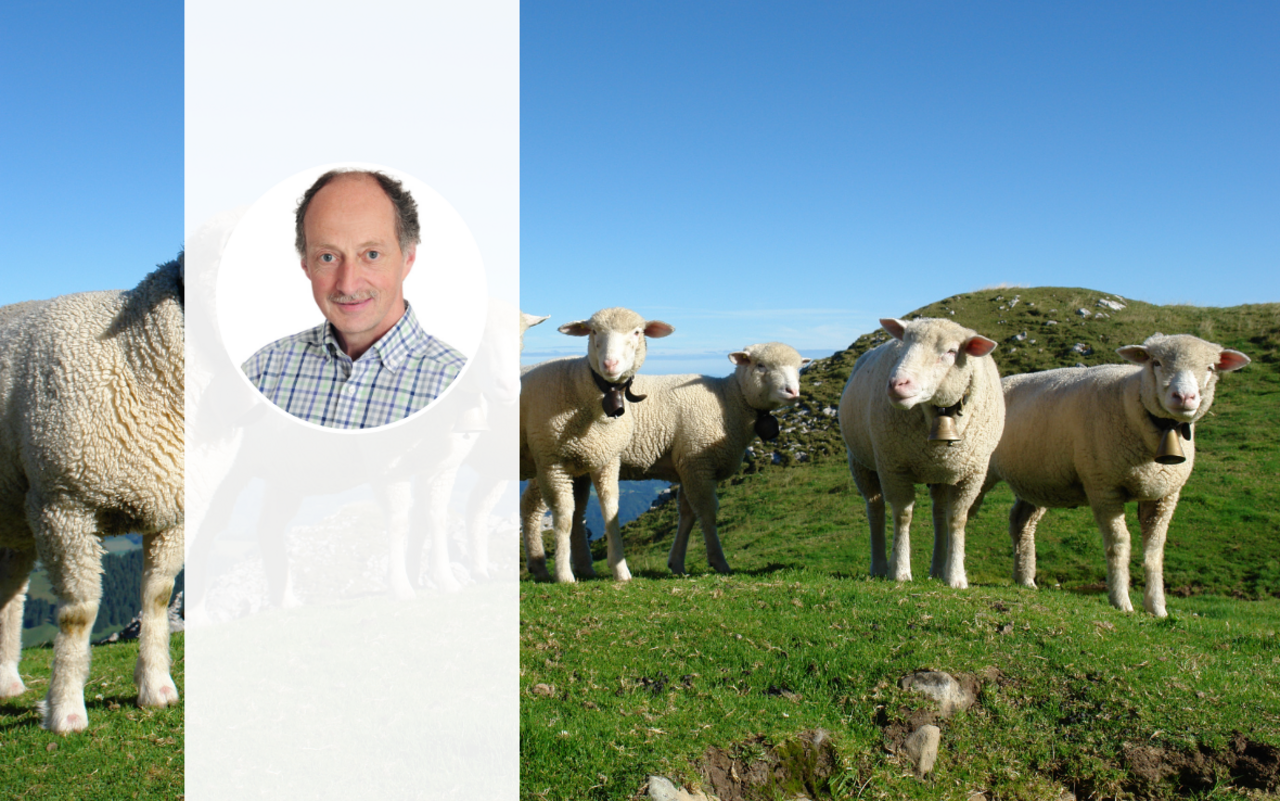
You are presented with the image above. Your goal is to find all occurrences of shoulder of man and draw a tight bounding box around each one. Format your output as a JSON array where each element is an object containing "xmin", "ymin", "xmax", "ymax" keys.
[{"xmin": 240, "ymin": 323, "xmax": 329, "ymax": 381}]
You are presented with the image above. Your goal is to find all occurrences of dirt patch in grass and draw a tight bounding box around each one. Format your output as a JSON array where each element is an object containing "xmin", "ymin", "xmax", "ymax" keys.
[
  {"xmin": 1121, "ymin": 733, "xmax": 1280, "ymax": 797},
  {"xmin": 698, "ymin": 729, "xmax": 839, "ymax": 801}
]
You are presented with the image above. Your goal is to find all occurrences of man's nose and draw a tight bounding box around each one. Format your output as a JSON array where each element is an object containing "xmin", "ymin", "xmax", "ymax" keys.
[{"xmin": 334, "ymin": 260, "xmax": 362, "ymax": 294}]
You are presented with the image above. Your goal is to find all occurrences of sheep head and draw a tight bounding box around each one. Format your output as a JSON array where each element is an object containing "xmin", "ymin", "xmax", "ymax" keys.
[
  {"xmin": 879, "ymin": 317, "xmax": 997, "ymax": 411},
  {"xmin": 1117, "ymin": 333, "xmax": 1249, "ymax": 423},
  {"xmin": 559, "ymin": 307, "xmax": 674, "ymax": 384},
  {"xmin": 729, "ymin": 342, "xmax": 810, "ymax": 412}
]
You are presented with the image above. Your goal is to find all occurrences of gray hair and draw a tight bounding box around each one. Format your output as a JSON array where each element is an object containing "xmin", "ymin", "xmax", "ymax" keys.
[{"xmin": 294, "ymin": 169, "xmax": 421, "ymax": 256}]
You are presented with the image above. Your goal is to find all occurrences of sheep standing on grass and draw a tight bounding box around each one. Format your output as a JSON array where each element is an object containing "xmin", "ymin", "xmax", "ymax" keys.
[
  {"xmin": 980, "ymin": 333, "xmax": 1249, "ymax": 616},
  {"xmin": 0, "ymin": 257, "xmax": 184, "ymax": 733},
  {"xmin": 839, "ymin": 318, "xmax": 1003, "ymax": 588},
  {"xmin": 520, "ymin": 308, "xmax": 674, "ymax": 583},
  {"xmin": 525, "ymin": 343, "xmax": 810, "ymax": 577}
]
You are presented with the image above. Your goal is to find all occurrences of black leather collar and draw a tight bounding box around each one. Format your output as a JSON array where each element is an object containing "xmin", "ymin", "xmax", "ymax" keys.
[
  {"xmin": 590, "ymin": 368, "xmax": 647, "ymax": 418},
  {"xmin": 1147, "ymin": 410, "xmax": 1192, "ymax": 441},
  {"xmin": 934, "ymin": 393, "xmax": 968, "ymax": 418}
]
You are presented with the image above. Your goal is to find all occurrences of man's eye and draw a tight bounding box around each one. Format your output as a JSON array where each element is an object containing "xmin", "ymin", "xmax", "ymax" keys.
[
  {"xmin": 367, "ymin": 250, "xmax": 380, "ymax": 260},
  {"xmin": 319, "ymin": 253, "xmax": 335, "ymax": 263}
]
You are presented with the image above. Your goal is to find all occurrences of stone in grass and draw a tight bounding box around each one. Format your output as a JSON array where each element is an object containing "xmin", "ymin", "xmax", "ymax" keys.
[
  {"xmin": 899, "ymin": 670, "xmax": 977, "ymax": 718},
  {"xmin": 903, "ymin": 725, "xmax": 940, "ymax": 778},
  {"xmin": 647, "ymin": 775, "xmax": 712, "ymax": 801}
]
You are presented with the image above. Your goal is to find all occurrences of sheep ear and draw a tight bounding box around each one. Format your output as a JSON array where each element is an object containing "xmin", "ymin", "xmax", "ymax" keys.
[
  {"xmin": 880, "ymin": 318, "xmax": 907, "ymax": 341},
  {"xmin": 800, "ymin": 358, "xmax": 812, "ymax": 367},
  {"xmin": 644, "ymin": 320, "xmax": 675, "ymax": 338},
  {"xmin": 728, "ymin": 351, "xmax": 751, "ymax": 366},
  {"xmin": 559, "ymin": 321, "xmax": 593, "ymax": 337},
  {"xmin": 963, "ymin": 335, "xmax": 997, "ymax": 357},
  {"xmin": 521, "ymin": 312, "xmax": 550, "ymax": 330},
  {"xmin": 1117, "ymin": 345, "xmax": 1150, "ymax": 364},
  {"xmin": 1217, "ymin": 349, "xmax": 1250, "ymax": 372}
]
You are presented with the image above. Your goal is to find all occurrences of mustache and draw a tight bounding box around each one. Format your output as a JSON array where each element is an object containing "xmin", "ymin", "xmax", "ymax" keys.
[{"xmin": 328, "ymin": 290, "xmax": 379, "ymax": 304}]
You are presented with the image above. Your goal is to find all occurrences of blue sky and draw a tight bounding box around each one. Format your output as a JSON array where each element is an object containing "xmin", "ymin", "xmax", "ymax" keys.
[
  {"xmin": 0, "ymin": 3, "xmax": 183, "ymax": 306},
  {"xmin": 520, "ymin": 2, "xmax": 1279, "ymax": 375}
]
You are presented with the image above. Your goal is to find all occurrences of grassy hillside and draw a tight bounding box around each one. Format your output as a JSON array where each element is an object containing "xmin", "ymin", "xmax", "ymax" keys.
[
  {"xmin": 521, "ymin": 288, "xmax": 1280, "ymax": 799},
  {"xmin": 0, "ymin": 634, "xmax": 184, "ymax": 800}
]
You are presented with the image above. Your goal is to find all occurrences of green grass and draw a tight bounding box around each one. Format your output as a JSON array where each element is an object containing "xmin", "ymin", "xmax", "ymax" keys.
[
  {"xmin": 522, "ymin": 289, "xmax": 1280, "ymax": 799},
  {"xmin": 0, "ymin": 634, "xmax": 184, "ymax": 800}
]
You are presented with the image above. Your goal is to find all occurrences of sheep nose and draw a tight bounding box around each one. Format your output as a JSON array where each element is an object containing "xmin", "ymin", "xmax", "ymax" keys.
[
  {"xmin": 1171, "ymin": 390, "xmax": 1198, "ymax": 407},
  {"xmin": 783, "ymin": 386, "xmax": 799, "ymax": 399},
  {"xmin": 888, "ymin": 376, "xmax": 915, "ymax": 397},
  {"xmin": 602, "ymin": 358, "xmax": 620, "ymax": 374}
]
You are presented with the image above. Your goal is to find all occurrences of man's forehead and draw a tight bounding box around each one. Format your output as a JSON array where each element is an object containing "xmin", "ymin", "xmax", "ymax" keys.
[{"xmin": 304, "ymin": 174, "xmax": 398, "ymax": 240}]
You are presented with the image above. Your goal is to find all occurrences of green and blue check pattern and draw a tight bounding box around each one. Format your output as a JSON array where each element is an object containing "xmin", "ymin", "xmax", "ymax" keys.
[{"xmin": 242, "ymin": 302, "xmax": 466, "ymax": 429}]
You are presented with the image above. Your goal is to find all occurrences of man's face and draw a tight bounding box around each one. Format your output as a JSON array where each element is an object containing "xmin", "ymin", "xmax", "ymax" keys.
[{"xmin": 301, "ymin": 174, "xmax": 416, "ymax": 359}]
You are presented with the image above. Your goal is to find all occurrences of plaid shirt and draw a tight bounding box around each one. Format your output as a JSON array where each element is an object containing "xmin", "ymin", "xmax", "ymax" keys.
[{"xmin": 242, "ymin": 302, "xmax": 466, "ymax": 429}]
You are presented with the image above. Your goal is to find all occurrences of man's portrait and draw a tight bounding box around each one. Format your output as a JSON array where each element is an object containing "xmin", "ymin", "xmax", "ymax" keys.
[{"xmin": 218, "ymin": 164, "xmax": 487, "ymax": 430}]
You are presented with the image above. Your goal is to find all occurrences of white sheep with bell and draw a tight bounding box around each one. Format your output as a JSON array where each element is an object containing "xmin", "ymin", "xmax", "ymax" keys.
[
  {"xmin": 0, "ymin": 257, "xmax": 185, "ymax": 733},
  {"xmin": 524, "ymin": 342, "xmax": 810, "ymax": 578},
  {"xmin": 979, "ymin": 333, "xmax": 1249, "ymax": 616},
  {"xmin": 520, "ymin": 307, "xmax": 674, "ymax": 583},
  {"xmin": 838, "ymin": 317, "xmax": 1004, "ymax": 588}
]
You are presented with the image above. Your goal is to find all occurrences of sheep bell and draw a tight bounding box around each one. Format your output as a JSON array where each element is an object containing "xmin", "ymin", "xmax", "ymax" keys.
[
  {"xmin": 1154, "ymin": 428, "xmax": 1187, "ymax": 465},
  {"xmin": 928, "ymin": 414, "xmax": 961, "ymax": 443}
]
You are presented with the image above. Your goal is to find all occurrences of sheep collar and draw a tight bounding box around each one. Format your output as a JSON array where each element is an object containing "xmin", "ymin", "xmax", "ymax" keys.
[
  {"xmin": 589, "ymin": 368, "xmax": 647, "ymax": 418},
  {"xmin": 934, "ymin": 393, "xmax": 968, "ymax": 419},
  {"xmin": 754, "ymin": 409, "xmax": 780, "ymax": 441},
  {"xmin": 1147, "ymin": 411, "xmax": 1192, "ymax": 442}
]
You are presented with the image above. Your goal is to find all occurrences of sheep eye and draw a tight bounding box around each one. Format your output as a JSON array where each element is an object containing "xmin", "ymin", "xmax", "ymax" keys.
[{"xmin": 1152, "ymin": 360, "xmax": 1161, "ymax": 368}]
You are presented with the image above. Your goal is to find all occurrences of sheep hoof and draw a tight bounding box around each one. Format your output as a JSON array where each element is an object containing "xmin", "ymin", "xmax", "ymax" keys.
[
  {"xmin": 612, "ymin": 561, "xmax": 632, "ymax": 581},
  {"xmin": 137, "ymin": 677, "xmax": 180, "ymax": 708},
  {"xmin": 39, "ymin": 701, "xmax": 88, "ymax": 734},
  {"xmin": 431, "ymin": 569, "xmax": 462, "ymax": 593},
  {"xmin": 390, "ymin": 582, "xmax": 417, "ymax": 602},
  {"xmin": 667, "ymin": 562, "xmax": 687, "ymax": 576},
  {"xmin": 0, "ymin": 670, "xmax": 25, "ymax": 698}
]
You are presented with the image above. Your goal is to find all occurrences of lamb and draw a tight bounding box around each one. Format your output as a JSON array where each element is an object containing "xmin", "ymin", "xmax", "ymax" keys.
[
  {"xmin": 520, "ymin": 307, "xmax": 674, "ymax": 583},
  {"xmin": 979, "ymin": 333, "xmax": 1249, "ymax": 616},
  {"xmin": 838, "ymin": 317, "xmax": 1003, "ymax": 588},
  {"xmin": 524, "ymin": 342, "xmax": 810, "ymax": 577},
  {"xmin": 0, "ymin": 256, "xmax": 185, "ymax": 733}
]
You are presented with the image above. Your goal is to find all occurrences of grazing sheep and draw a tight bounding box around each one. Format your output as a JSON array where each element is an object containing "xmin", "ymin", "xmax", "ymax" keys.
[
  {"xmin": 520, "ymin": 307, "xmax": 674, "ymax": 583},
  {"xmin": 981, "ymin": 333, "xmax": 1249, "ymax": 616},
  {"xmin": 0, "ymin": 257, "xmax": 184, "ymax": 733},
  {"xmin": 838, "ymin": 318, "xmax": 1003, "ymax": 588},
  {"xmin": 524, "ymin": 343, "xmax": 810, "ymax": 577}
]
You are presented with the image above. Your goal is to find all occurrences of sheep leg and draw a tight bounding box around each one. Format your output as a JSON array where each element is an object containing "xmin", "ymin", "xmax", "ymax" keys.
[
  {"xmin": 0, "ymin": 548, "xmax": 37, "ymax": 698},
  {"xmin": 928, "ymin": 484, "xmax": 950, "ymax": 581},
  {"xmin": 377, "ymin": 480, "xmax": 417, "ymax": 600},
  {"xmin": 1090, "ymin": 500, "xmax": 1135, "ymax": 613},
  {"xmin": 30, "ymin": 499, "xmax": 102, "ymax": 733},
  {"xmin": 682, "ymin": 477, "xmax": 729, "ymax": 574},
  {"xmin": 569, "ymin": 476, "xmax": 596, "ymax": 579},
  {"xmin": 258, "ymin": 489, "xmax": 305, "ymax": 609},
  {"xmin": 1009, "ymin": 498, "xmax": 1047, "ymax": 588},
  {"xmin": 136, "ymin": 526, "xmax": 181, "ymax": 708},
  {"xmin": 591, "ymin": 462, "xmax": 630, "ymax": 581},
  {"xmin": 666, "ymin": 487, "xmax": 697, "ymax": 575},
  {"xmin": 465, "ymin": 474, "xmax": 508, "ymax": 580},
  {"xmin": 537, "ymin": 467, "xmax": 579, "ymax": 583},
  {"xmin": 1137, "ymin": 489, "xmax": 1179, "ymax": 618},
  {"xmin": 415, "ymin": 463, "xmax": 465, "ymax": 593},
  {"xmin": 847, "ymin": 458, "xmax": 888, "ymax": 577},
  {"xmin": 929, "ymin": 482, "xmax": 973, "ymax": 589},
  {"xmin": 520, "ymin": 480, "xmax": 551, "ymax": 581},
  {"xmin": 882, "ymin": 475, "xmax": 917, "ymax": 582}
]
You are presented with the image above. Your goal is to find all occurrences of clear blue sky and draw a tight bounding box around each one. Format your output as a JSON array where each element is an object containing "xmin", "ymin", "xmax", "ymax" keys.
[
  {"xmin": 520, "ymin": 2, "xmax": 1279, "ymax": 376},
  {"xmin": 0, "ymin": 3, "xmax": 183, "ymax": 306}
]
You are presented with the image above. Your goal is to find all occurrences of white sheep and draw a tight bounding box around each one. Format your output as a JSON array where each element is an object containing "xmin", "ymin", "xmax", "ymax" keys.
[
  {"xmin": 981, "ymin": 333, "xmax": 1249, "ymax": 616},
  {"xmin": 520, "ymin": 307, "xmax": 674, "ymax": 583},
  {"xmin": 0, "ymin": 257, "xmax": 185, "ymax": 733},
  {"xmin": 838, "ymin": 317, "xmax": 1003, "ymax": 588},
  {"xmin": 524, "ymin": 342, "xmax": 811, "ymax": 577}
]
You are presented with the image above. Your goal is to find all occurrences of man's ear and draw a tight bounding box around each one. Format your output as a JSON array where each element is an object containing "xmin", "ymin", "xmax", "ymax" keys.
[
  {"xmin": 300, "ymin": 256, "xmax": 310, "ymax": 278},
  {"xmin": 402, "ymin": 245, "xmax": 417, "ymax": 279}
]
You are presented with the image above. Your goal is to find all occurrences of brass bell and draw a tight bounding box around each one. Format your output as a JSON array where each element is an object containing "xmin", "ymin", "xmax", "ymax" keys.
[
  {"xmin": 1154, "ymin": 428, "xmax": 1186, "ymax": 465},
  {"xmin": 929, "ymin": 414, "xmax": 960, "ymax": 443}
]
